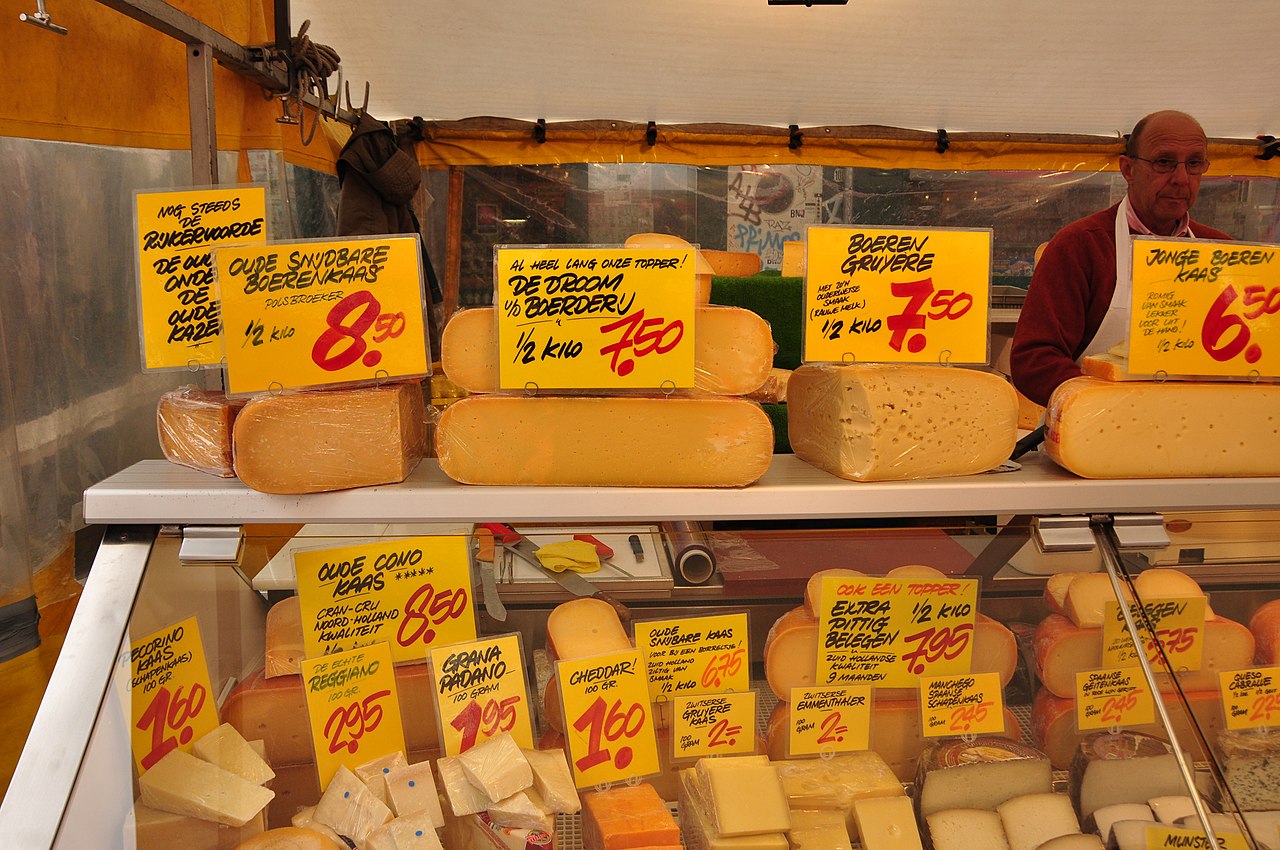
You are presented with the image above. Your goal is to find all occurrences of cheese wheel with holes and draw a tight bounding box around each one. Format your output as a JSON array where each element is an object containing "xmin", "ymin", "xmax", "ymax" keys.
[
  {"xmin": 440, "ymin": 306, "xmax": 775, "ymax": 396},
  {"xmin": 787, "ymin": 364, "xmax": 1017, "ymax": 481},
  {"xmin": 157, "ymin": 387, "xmax": 244, "ymax": 477},
  {"xmin": 1044, "ymin": 377, "xmax": 1280, "ymax": 478},
  {"xmin": 233, "ymin": 383, "xmax": 425, "ymax": 494},
  {"xmin": 543, "ymin": 598, "xmax": 633, "ymax": 733},
  {"xmin": 437, "ymin": 396, "xmax": 773, "ymax": 488}
]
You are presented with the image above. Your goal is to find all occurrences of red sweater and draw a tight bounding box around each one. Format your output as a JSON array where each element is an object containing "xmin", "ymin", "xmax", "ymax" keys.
[{"xmin": 1011, "ymin": 203, "xmax": 1231, "ymax": 406}]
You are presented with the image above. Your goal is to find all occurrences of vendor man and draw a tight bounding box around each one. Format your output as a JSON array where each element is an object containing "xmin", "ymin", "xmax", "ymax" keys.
[{"xmin": 1011, "ymin": 110, "xmax": 1231, "ymax": 406}]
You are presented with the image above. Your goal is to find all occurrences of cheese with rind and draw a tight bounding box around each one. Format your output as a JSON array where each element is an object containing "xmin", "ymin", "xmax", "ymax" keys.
[
  {"xmin": 1085, "ymin": 803, "xmax": 1152, "ymax": 843},
  {"xmin": 1069, "ymin": 731, "xmax": 1190, "ymax": 820},
  {"xmin": 787, "ymin": 364, "xmax": 1017, "ymax": 482},
  {"xmin": 915, "ymin": 738, "xmax": 1053, "ymax": 818},
  {"xmin": 157, "ymin": 387, "xmax": 243, "ymax": 477},
  {"xmin": 264, "ymin": 595, "xmax": 304, "ymax": 678},
  {"xmin": 384, "ymin": 760, "xmax": 446, "ymax": 825},
  {"xmin": 1218, "ymin": 728, "xmax": 1280, "ymax": 811},
  {"xmin": 437, "ymin": 396, "xmax": 773, "ymax": 488},
  {"xmin": 1044, "ymin": 377, "xmax": 1280, "ymax": 478},
  {"xmin": 1250, "ymin": 599, "xmax": 1280, "ymax": 664}
]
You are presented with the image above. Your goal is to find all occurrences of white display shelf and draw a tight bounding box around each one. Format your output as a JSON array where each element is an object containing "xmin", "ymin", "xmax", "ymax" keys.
[{"xmin": 84, "ymin": 456, "xmax": 1280, "ymax": 525}]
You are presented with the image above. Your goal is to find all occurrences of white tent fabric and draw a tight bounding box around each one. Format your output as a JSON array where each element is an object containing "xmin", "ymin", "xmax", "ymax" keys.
[{"xmin": 293, "ymin": 0, "xmax": 1276, "ymax": 139}]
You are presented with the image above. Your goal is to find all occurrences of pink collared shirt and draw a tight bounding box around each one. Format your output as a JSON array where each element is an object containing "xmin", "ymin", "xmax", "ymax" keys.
[{"xmin": 1124, "ymin": 196, "xmax": 1193, "ymax": 237}]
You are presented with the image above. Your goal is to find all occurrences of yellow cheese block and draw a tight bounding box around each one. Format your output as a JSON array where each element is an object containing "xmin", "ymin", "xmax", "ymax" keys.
[
  {"xmin": 264, "ymin": 596, "xmax": 304, "ymax": 679},
  {"xmin": 1044, "ymin": 377, "xmax": 1280, "ymax": 478},
  {"xmin": 233, "ymin": 382, "xmax": 426, "ymax": 494},
  {"xmin": 781, "ymin": 241, "xmax": 806, "ymax": 278},
  {"xmin": 787, "ymin": 365, "xmax": 1017, "ymax": 481},
  {"xmin": 439, "ymin": 306, "xmax": 774, "ymax": 396},
  {"xmin": 192, "ymin": 722, "xmax": 275, "ymax": 785},
  {"xmin": 233, "ymin": 826, "xmax": 345, "ymax": 850},
  {"xmin": 133, "ymin": 801, "xmax": 265, "ymax": 849},
  {"xmin": 138, "ymin": 748, "xmax": 274, "ymax": 827},
  {"xmin": 436, "ymin": 396, "xmax": 773, "ymax": 487},
  {"xmin": 851, "ymin": 796, "xmax": 923, "ymax": 850},
  {"xmin": 701, "ymin": 249, "xmax": 762, "ymax": 277},
  {"xmin": 624, "ymin": 232, "xmax": 713, "ymax": 303},
  {"xmin": 157, "ymin": 387, "xmax": 244, "ymax": 477},
  {"xmin": 677, "ymin": 769, "xmax": 788, "ymax": 850}
]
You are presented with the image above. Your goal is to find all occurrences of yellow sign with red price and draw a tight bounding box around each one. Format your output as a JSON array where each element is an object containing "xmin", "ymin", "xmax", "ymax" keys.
[
  {"xmin": 670, "ymin": 692, "xmax": 757, "ymax": 760},
  {"xmin": 634, "ymin": 613, "xmax": 749, "ymax": 703},
  {"xmin": 1102, "ymin": 596, "xmax": 1206, "ymax": 671},
  {"xmin": 920, "ymin": 672, "xmax": 1005, "ymax": 738},
  {"xmin": 129, "ymin": 616, "xmax": 220, "ymax": 775},
  {"xmin": 136, "ymin": 186, "xmax": 268, "ymax": 370},
  {"xmin": 293, "ymin": 536, "xmax": 475, "ymax": 664},
  {"xmin": 214, "ymin": 235, "xmax": 429, "ymax": 395},
  {"xmin": 302, "ymin": 641, "xmax": 406, "ymax": 790},
  {"xmin": 556, "ymin": 648, "xmax": 661, "ymax": 789},
  {"xmin": 1129, "ymin": 238, "xmax": 1280, "ymax": 379},
  {"xmin": 1076, "ymin": 668, "xmax": 1155, "ymax": 731},
  {"xmin": 494, "ymin": 247, "xmax": 696, "ymax": 390},
  {"xmin": 429, "ymin": 634, "xmax": 534, "ymax": 755},
  {"xmin": 817, "ymin": 574, "xmax": 978, "ymax": 689},
  {"xmin": 1220, "ymin": 666, "xmax": 1280, "ymax": 731},
  {"xmin": 787, "ymin": 686, "xmax": 871, "ymax": 757},
  {"xmin": 803, "ymin": 225, "xmax": 991, "ymax": 365}
]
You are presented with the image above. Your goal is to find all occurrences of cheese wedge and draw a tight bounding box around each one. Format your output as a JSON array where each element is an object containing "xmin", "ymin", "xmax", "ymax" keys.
[
  {"xmin": 803, "ymin": 569, "xmax": 866, "ymax": 618},
  {"xmin": 355, "ymin": 751, "xmax": 408, "ymax": 805},
  {"xmin": 314, "ymin": 765, "xmax": 393, "ymax": 844},
  {"xmin": 787, "ymin": 364, "xmax": 1017, "ymax": 481},
  {"xmin": 264, "ymin": 595, "xmax": 304, "ymax": 678},
  {"xmin": 365, "ymin": 813, "xmax": 446, "ymax": 850},
  {"xmin": 440, "ymin": 306, "xmax": 774, "ymax": 396},
  {"xmin": 521, "ymin": 748, "xmax": 580, "ymax": 814},
  {"xmin": 233, "ymin": 382, "xmax": 426, "ymax": 494},
  {"xmin": 995, "ymin": 792, "xmax": 1079, "ymax": 850},
  {"xmin": 384, "ymin": 760, "xmax": 446, "ymax": 824},
  {"xmin": 624, "ymin": 232, "xmax": 714, "ymax": 303},
  {"xmin": 915, "ymin": 738, "xmax": 1053, "ymax": 818},
  {"xmin": 457, "ymin": 733, "xmax": 532, "ymax": 802},
  {"xmin": 1069, "ymin": 731, "xmax": 1190, "ymax": 820},
  {"xmin": 437, "ymin": 755, "xmax": 491, "ymax": 817},
  {"xmin": 924, "ymin": 808, "xmax": 1010, "ymax": 850},
  {"xmin": 437, "ymin": 395, "xmax": 773, "ymax": 487},
  {"xmin": 1044, "ymin": 377, "xmax": 1280, "ymax": 478},
  {"xmin": 132, "ymin": 801, "xmax": 266, "ymax": 849},
  {"xmin": 1086, "ymin": 803, "xmax": 1153, "ymax": 843},
  {"xmin": 234, "ymin": 827, "xmax": 346, "ymax": 850},
  {"xmin": 138, "ymin": 748, "xmax": 274, "ymax": 827},
  {"xmin": 157, "ymin": 387, "xmax": 243, "ymax": 476},
  {"xmin": 192, "ymin": 722, "xmax": 275, "ymax": 785}
]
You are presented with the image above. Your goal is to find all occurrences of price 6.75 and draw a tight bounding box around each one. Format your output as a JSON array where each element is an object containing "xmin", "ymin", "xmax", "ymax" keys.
[{"xmin": 312, "ymin": 290, "xmax": 406, "ymax": 372}]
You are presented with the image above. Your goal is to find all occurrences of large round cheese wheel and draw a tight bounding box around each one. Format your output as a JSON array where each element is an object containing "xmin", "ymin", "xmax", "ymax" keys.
[
  {"xmin": 235, "ymin": 827, "xmax": 345, "ymax": 850},
  {"xmin": 1251, "ymin": 599, "xmax": 1280, "ymax": 664}
]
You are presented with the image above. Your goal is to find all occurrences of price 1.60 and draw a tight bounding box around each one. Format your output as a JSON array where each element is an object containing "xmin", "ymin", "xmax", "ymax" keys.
[
  {"xmin": 450, "ymin": 695, "xmax": 521, "ymax": 753},
  {"xmin": 572, "ymin": 697, "xmax": 646, "ymax": 773},
  {"xmin": 136, "ymin": 682, "xmax": 207, "ymax": 770}
]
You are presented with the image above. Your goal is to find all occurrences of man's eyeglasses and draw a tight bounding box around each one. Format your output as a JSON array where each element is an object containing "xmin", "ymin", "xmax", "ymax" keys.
[{"xmin": 1130, "ymin": 156, "xmax": 1210, "ymax": 175}]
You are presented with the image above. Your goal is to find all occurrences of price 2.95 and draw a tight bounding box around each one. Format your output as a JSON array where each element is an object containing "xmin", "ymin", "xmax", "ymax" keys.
[
  {"xmin": 324, "ymin": 689, "xmax": 389, "ymax": 756},
  {"xmin": 136, "ymin": 683, "xmax": 208, "ymax": 770}
]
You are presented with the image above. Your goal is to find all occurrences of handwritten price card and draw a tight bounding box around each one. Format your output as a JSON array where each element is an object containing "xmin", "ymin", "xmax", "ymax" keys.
[
  {"xmin": 302, "ymin": 642, "xmax": 405, "ymax": 789},
  {"xmin": 294, "ymin": 536, "xmax": 475, "ymax": 663},
  {"xmin": 494, "ymin": 247, "xmax": 695, "ymax": 390},
  {"xmin": 556, "ymin": 648, "xmax": 661, "ymax": 788},
  {"xmin": 430, "ymin": 634, "xmax": 534, "ymax": 755},
  {"xmin": 803, "ymin": 225, "xmax": 991, "ymax": 364},
  {"xmin": 1102, "ymin": 597, "xmax": 1206, "ymax": 671},
  {"xmin": 671, "ymin": 692, "xmax": 757, "ymax": 760},
  {"xmin": 920, "ymin": 672, "xmax": 1005, "ymax": 738},
  {"xmin": 635, "ymin": 613, "xmax": 749, "ymax": 704},
  {"xmin": 136, "ymin": 186, "xmax": 267, "ymax": 369},
  {"xmin": 817, "ymin": 574, "xmax": 978, "ymax": 689},
  {"xmin": 1076, "ymin": 668, "xmax": 1155, "ymax": 731},
  {"xmin": 787, "ymin": 686, "xmax": 871, "ymax": 757},
  {"xmin": 1129, "ymin": 238, "xmax": 1280, "ymax": 378},
  {"xmin": 129, "ymin": 616, "xmax": 220, "ymax": 774},
  {"xmin": 1220, "ymin": 667, "xmax": 1280, "ymax": 730},
  {"xmin": 215, "ymin": 236, "xmax": 429, "ymax": 395},
  {"xmin": 1142, "ymin": 824, "xmax": 1250, "ymax": 850}
]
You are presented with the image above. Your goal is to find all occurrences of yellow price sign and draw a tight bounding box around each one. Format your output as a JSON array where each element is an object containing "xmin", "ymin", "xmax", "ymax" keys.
[
  {"xmin": 494, "ymin": 247, "xmax": 696, "ymax": 390},
  {"xmin": 129, "ymin": 616, "xmax": 220, "ymax": 775},
  {"xmin": 136, "ymin": 186, "xmax": 267, "ymax": 369},
  {"xmin": 1129, "ymin": 238, "xmax": 1280, "ymax": 379},
  {"xmin": 920, "ymin": 672, "xmax": 1005, "ymax": 738},
  {"xmin": 294, "ymin": 536, "xmax": 475, "ymax": 664},
  {"xmin": 817, "ymin": 574, "xmax": 978, "ymax": 689},
  {"xmin": 430, "ymin": 634, "xmax": 534, "ymax": 756},
  {"xmin": 786, "ymin": 686, "xmax": 871, "ymax": 757},
  {"xmin": 301, "ymin": 642, "xmax": 406, "ymax": 790},
  {"xmin": 635, "ymin": 613, "xmax": 749, "ymax": 703},
  {"xmin": 1220, "ymin": 666, "xmax": 1280, "ymax": 731},
  {"xmin": 1076, "ymin": 668, "xmax": 1155, "ymax": 731},
  {"xmin": 215, "ymin": 235, "xmax": 429, "ymax": 395},
  {"xmin": 670, "ymin": 692, "xmax": 757, "ymax": 760},
  {"xmin": 803, "ymin": 225, "xmax": 991, "ymax": 364},
  {"xmin": 1143, "ymin": 824, "xmax": 1250, "ymax": 850},
  {"xmin": 556, "ymin": 648, "xmax": 661, "ymax": 789},
  {"xmin": 1102, "ymin": 596, "xmax": 1206, "ymax": 671}
]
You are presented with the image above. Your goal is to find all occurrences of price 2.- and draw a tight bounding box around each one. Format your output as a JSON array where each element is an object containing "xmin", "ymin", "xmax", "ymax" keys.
[
  {"xmin": 1202, "ymin": 284, "xmax": 1280, "ymax": 365},
  {"xmin": 136, "ymin": 683, "xmax": 208, "ymax": 770},
  {"xmin": 598, "ymin": 309, "xmax": 683, "ymax": 377},
  {"xmin": 395, "ymin": 584, "xmax": 469, "ymax": 647},
  {"xmin": 817, "ymin": 710, "xmax": 850, "ymax": 745},
  {"xmin": 324, "ymin": 689, "xmax": 389, "ymax": 756},
  {"xmin": 886, "ymin": 278, "xmax": 973, "ymax": 354},
  {"xmin": 311, "ymin": 290, "xmax": 406, "ymax": 372},
  {"xmin": 450, "ymin": 695, "xmax": 521, "ymax": 753},
  {"xmin": 707, "ymin": 717, "xmax": 743, "ymax": 748},
  {"xmin": 572, "ymin": 697, "xmax": 645, "ymax": 773}
]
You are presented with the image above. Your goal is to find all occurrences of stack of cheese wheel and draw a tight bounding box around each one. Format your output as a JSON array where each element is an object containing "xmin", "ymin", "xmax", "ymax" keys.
[
  {"xmin": 762, "ymin": 565, "xmax": 1020, "ymax": 780},
  {"xmin": 1030, "ymin": 568, "xmax": 1253, "ymax": 769},
  {"xmin": 436, "ymin": 233, "xmax": 779, "ymax": 487}
]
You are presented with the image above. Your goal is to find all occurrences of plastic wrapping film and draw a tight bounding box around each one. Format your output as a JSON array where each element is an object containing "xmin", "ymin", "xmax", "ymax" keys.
[
  {"xmin": 156, "ymin": 386, "xmax": 245, "ymax": 477},
  {"xmin": 658, "ymin": 520, "xmax": 716, "ymax": 585},
  {"xmin": 1044, "ymin": 375, "xmax": 1280, "ymax": 479},
  {"xmin": 439, "ymin": 305, "xmax": 775, "ymax": 397},
  {"xmin": 231, "ymin": 380, "xmax": 429, "ymax": 494},
  {"xmin": 786, "ymin": 363, "xmax": 1018, "ymax": 482},
  {"xmin": 434, "ymin": 395, "xmax": 774, "ymax": 488},
  {"xmin": 744, "ymin": 368, "xmax": 792, "ymax": 404}
]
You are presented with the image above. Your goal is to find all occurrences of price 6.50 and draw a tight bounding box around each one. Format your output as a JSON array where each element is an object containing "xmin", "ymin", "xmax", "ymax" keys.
[{"xmin": 1202, "ymin": 283, "xmax": 1280, "ymax": 365}]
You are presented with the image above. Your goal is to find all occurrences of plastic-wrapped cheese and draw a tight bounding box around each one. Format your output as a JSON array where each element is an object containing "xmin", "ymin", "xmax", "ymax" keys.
[
  {"xmin": 192, "ymin": 722, "xmax": 275, "ymax": 785},
  {"xmin": 521, "ymin": 748, "xmax": 580, "ymax": 814},
  {"xmin": 440, "ymin": 306, "xmax": 775, "ymax": 396},
  {"xmin": 1086, "ymin": 803, "xmax": 1153, "ymax": 843},
  {"xmin": 787, "ymin": 364, "xmax": 1017, "ymax": 481},
  {"xmin": 234, "ymin": 827, "xmax": 346, "ymax": 850},
  {"xmin": 1044, "ymin": 377, "xmax": 1280, "ymax": 478},
  {"xmin": 1069, "ymin": 731, "xmax": 1190, "ymax": 820},
  {"xmin": 437, "ymin": 395, "xmax": 773, "ymax": 488},
  {"xmin": 313, "ymin": 765, "xmax": 392, "ymax": 844},
  {"xmin": 157, "ymin": 386, "xmax": 244, "ymax": 476},
  {"xmin": 1218, "ymin": 729, "xmax": 1280, "ymax": 811},
  {"xmin": 233, "ymin": 382, "xmax": 426, "ymax": 494},
  {"xmin": 677, "ymin": 769, "xmax": 788, "ymax": 850},
  {"xmin": 915, "ymin": 738, "xmax": 1052, "ymax": 818},
  {"xmin": 132, "ymin": 801, "xmax": 266, "ymax": 849},
  {"xmin": 457, "ymin": 733, "xmax": 532, "ymax": 803},
  {"xmin": 139, "ymin": 748, "xmax": 274, "ymax": 828}
]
